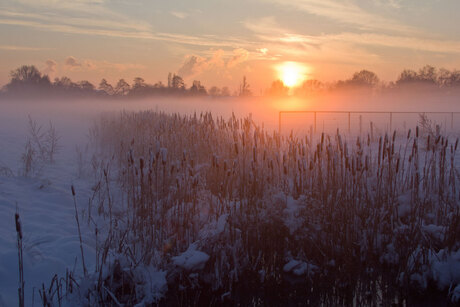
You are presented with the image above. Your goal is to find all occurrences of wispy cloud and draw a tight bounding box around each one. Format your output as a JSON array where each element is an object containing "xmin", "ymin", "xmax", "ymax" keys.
[
  {"xmin": 372, "ymin": 0, "xmax": 402, "ymax": 9},
  {"xmin": 65, "ymin": 56, "xmax": 82, "ymax": 68},
  {"xmin": 227, "ymin": 48, "xmax": 249, "ymax": 68},
  {"xmin": 0, "ymin": 9, "xmax": 257, "ymax": 51},
  {"xmin": 244, "ymin": 17, "xmax": 460, "ymax": 56},
  {"xmin": 63, "ymin": 56, "xmax": 145, "ymax": 72},
  {"xmin": 264, "ymin": 0, "xmax": 415, "ymax": 34},
  {"xmin": 0, "ymin": 44, "xmax": 50, "ymax": 51},
  {"xmin": 177, "ymin": 48, "xmax": 250, "ymax": 78},
  {"xmin": 170, "ymin": 11, "xmax": 188, "ymax": 19}
]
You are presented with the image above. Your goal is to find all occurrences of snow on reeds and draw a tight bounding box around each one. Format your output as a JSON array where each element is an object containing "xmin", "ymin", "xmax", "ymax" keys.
[{"xmin": 80, "ymin": 110, "xmax": 460, "ymax": 305}]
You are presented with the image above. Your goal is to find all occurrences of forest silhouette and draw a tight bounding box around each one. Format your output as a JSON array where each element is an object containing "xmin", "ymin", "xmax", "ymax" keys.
[{"xmin": 2, "ymin": 64, "xmax": 460, "ymax": 99}]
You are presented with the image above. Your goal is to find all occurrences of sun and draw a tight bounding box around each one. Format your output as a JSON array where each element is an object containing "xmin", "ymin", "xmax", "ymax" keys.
[{"xmin": 276, "ymin": 62, "xmax": 308, "ymax": 87}]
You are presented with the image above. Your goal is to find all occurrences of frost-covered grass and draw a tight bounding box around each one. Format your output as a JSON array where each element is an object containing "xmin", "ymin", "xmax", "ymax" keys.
[{"xmin": 73, "ymin": 110, "xmax": 460, "ymax": 305}]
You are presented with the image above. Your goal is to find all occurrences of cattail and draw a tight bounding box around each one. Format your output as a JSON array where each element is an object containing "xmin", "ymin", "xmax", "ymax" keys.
[
  {"xmin": 15, "ymin": 211, "xmax": 24, "ymax": 307},
  {"xmin": 15, "ymin": 213, "xmax": 22, "ymax": 240},
  {"xmin": 160, "ymin": 148, "xmax": 168, "ymax": 164},
  {"xmin": 139, "ymin": 157, "xmax": 144, "ymax": 170}
]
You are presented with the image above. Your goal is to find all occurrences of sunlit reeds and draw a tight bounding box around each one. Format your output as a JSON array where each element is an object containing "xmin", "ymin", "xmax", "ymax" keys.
[{"xmin": 83, "ymin": 110, "xmax": 460, "ymax": 305}]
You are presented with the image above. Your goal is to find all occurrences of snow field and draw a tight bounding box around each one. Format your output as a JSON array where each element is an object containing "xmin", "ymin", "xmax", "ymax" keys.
[{"xmin": 1, "ymin": 104, "xmax": 460, "ymax": 305}]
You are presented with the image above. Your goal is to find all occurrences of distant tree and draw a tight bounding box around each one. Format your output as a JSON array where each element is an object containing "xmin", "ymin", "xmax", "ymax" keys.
[
  {"xmin": 130, "ymin": 77, "xmax": 150, "ymax": 96},
  {"xmin": 396, "ymin": 65, "xmax": 439, "ymax": 87},
  {"xmin": 98, "ymin": 79, "xmax": 114, "ymax": 95},
  {"xmin": 114, "ymin": 79, "xmax": 130, "ymax": 96},
  {"xmin": 396, "ymin": 69, "xmax": 418, "ymax": 85},
  {"xmin": 54, "ymin": 76, "xmax": 75, "ymax": 90},
  {"xmin": 167, "ymin": 73, "xmax": 172, "ymax": 88},
  {"xmin": 208, "ymin": 86, "xmax": 221, "ymax": 96},
  {"xmin": 295, "ymin": 79, "xmax": 324, "ymax": 96},
  {"xmin": 132, "ymin": 77, "xmax": 146, "ymax": 89},
  {"xmin": 438, "ymin": 68, "xmax": 460, "ymax": 87},
  {"xmin": 239, "ymin": 76, "xmax": 251, "ymax": 96},
  {"xmin": 10, "ymin": 65, "xmax": 42, "ymax": 83},
  {"xmin": 190, "ymin": 80, "xmax": 207, "ymax": 95},
  {"xmin": 221, "ymin": 86, "xmax": 230, "ymax": 96},
  {"xmin": 6, "ymin": 65, "xmax": 51, "ymax": 93},
  {"xmin": 171, "ymin": 74, "xmax": 185, "ymax": 90},
  {"xmin": 349, "ymin": 70, "xmax": 379, "ymax": 87},
  {"xmin": 77, "ymin": 80, "xmax": 95, "ymax": 92},
  {"xmin": 266, "ymin": 80, "xmax": 289, "ymax": 96},
  {"xmin": 154, "ymin": 81, "xmax": 165, "ymax": 89},
  {"xmin": 417, "ymin": 65, "xmax": 437, "ymax": 84}
]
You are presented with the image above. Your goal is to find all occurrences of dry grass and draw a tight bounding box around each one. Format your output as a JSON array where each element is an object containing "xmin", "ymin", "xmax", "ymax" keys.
[{"xmin": 78, "ymin": 110, "xmax": 460, "ymax": 305}]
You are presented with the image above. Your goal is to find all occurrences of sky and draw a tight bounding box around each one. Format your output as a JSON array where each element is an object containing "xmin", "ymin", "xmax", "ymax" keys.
[{"xmin": 1, "ymin": 0, "xmax": 460, "ymax": 93}]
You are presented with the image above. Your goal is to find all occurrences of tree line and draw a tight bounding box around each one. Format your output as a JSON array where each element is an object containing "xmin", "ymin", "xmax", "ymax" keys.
[
  {"xmin": 2, "ymin": 64, "xmax": 460, "ymax": 99},
  {"xmin": 266, "ymin": 65, "xmax": 460, "ymax": 96},
  {"xmin": 0, "ymin": 65, "xmax": 234, "ymax": 99}
]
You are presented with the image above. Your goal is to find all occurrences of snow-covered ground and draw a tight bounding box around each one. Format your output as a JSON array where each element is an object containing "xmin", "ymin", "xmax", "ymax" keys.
[
  {"xmin": 1, "ymin": 98, "xmax": 460, "ymax": 305},
  {"xmin": 0, "ymin": 101, "xmax": 96, "ymax": 306},
  {"xmin": 0, "ymin": 98, "xmax": 270, "ymax": 306}
]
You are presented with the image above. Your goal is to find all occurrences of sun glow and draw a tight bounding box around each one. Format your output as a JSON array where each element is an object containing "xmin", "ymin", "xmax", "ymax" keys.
[{"xmin": 276, "ymin": 61, "xmax": 308, "ymax": 88}]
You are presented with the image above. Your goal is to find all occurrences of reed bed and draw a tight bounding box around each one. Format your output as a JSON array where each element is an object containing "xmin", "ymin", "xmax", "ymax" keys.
[{"xmin": 82, "ymin": 110, "xmax": 460, "ymax": 306}]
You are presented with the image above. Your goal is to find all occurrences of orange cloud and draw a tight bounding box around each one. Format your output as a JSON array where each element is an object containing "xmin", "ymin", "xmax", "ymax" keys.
[
  {"xmin": 227, "ymin": 48, "xmax": 249, "ymax": 68},
  {"xmin": 43, "ymin": 59, "xmax": 57, "ymax": 75},
  {"xmin": 177, "ymin": 48, "xmax": 250, "ymax": 78},
  {"xmin": 64, "ymin": 56, "xmax": 144, "ymax": 72}
]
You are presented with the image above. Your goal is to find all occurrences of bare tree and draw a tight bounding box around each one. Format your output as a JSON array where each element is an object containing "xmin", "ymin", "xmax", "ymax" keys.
[
  {"xmin": 208, "ymin": 86, "xmax": 221, "ymax": 96},
  {"xmin": 190, "ymin": 80, "xmax": 207, "ymax": 95},
  {"xmin": 295, "ymin": 79, "xmax": 324, "ymax": 96},
  {"xmin": 350, "ymin": 70, "xmax": 379, "ymax": 87},
  {"xmin": 114, "ymin": 79, "xmax": 130, "ymax": 96},
  {"xmin": 239, "ymin": 76, "xmax": 251, "ymax": 96},
  {"xmin": 98, "ymin": 79, "xmax": 114, "ymax": 95},
  {"xmin": 6, "ymin": 65, "xmax": 51, "ymax": 93},
  {"xmin": 77, "ymin": 80, "xmax": 95, "ymax": 92},
  {"xmin": 266, "ymin": 80, "xmax": 289, "ymax": 96},
  {"xmin": 171, "ymin": 74, "xmax": 185, "ymax": 90}
]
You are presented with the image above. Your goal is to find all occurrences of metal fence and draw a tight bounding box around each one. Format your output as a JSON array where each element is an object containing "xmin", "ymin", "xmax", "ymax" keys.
[{"xmin": 278, "ymin": 111, "xmax": 460, "ymax": 134}]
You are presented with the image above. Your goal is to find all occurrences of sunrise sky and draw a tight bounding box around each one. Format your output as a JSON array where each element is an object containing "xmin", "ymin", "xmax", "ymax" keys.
[{"xmin": 1, "ymin": 0, "xmax": 460, "ymax": 93}]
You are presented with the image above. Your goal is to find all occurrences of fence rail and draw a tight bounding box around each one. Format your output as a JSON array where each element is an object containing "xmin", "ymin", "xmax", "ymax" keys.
[{"xmin": 278, "ymin": 111, "xmax": 460, "ymax": 134}]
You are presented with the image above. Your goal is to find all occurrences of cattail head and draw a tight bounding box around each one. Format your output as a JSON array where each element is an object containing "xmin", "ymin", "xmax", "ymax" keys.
[
  {"xmin": 71, "ymin": 185, "xmax": 76, "ymax": 196},
  {"xmin": 15, "ymin": 213, "xmax": 22, "ymax": 239}
]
